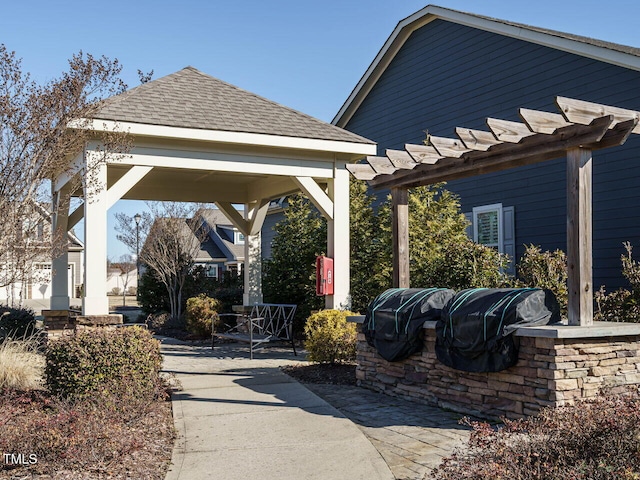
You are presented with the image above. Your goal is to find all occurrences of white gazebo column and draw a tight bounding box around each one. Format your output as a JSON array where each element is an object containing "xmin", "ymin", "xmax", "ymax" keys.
[
  {"xmin": 82, "ymin": 155, "xmax": 109, "ymax": 315},
  {"xmin": 326, "ymin": 162, "xmax": 350, "ymax": 309},
  {"xmin": 50, "ymin": 187, "xmax": 70, "ymax": 310},
  {"xmin": 243, "ymin": 201, "xmax": 265, "ymax": 306}
]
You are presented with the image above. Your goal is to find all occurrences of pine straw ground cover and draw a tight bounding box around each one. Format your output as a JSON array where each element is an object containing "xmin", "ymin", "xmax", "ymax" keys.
[{"xmin": 0, "ymin": 389, "xmax": 175, "ymax": 479}]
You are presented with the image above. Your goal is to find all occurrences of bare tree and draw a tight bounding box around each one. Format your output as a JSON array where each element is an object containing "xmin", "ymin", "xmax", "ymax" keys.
[
  {"xmin": 116, "ymin": 202, "xmax": 206, "ymax": 319},
  {"xmin": 0, "ymin": 44, "xmax": 128, "ymax": 305}
]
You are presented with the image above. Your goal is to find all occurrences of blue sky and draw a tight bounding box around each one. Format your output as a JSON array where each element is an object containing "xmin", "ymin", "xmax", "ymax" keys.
[{"xmin": 2, "ymin": 0, "xmax": 639, "ymax": 259}]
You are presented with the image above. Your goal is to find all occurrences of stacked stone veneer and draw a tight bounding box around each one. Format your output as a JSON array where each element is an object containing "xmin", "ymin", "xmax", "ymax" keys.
[
  {"xmin": 355, "ymin": 323, "xmax": 640, "ymax": 419},
  {"xmin": 43, "ymin": 310, "xmax": 123, "ymax": 339}
]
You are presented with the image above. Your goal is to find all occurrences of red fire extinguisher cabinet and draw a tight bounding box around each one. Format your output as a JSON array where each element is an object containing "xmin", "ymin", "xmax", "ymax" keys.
[{"xmin": 316, "ymin": 256, "xmax": 334, "ymax": 296}]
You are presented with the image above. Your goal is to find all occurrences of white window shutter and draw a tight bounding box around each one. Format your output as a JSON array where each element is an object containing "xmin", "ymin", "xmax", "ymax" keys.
[{"xmin": 503, "ymin": 206, "xmax": 516, "ymax": 276}]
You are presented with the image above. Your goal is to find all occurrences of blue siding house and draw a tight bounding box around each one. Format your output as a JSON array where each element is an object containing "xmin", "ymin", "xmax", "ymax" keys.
[{"xmin": 333, "ymin": 5, "xmax": 640, "ymax": 290}]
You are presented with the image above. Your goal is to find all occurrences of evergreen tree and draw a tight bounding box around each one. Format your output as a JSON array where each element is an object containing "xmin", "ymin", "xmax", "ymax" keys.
[{"xmin": 262, "ymin": 194, "xmax": 327, "ymax": 331}]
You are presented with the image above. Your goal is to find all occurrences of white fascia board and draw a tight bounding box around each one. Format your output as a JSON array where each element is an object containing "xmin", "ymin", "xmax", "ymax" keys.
[
  {"xmin": 80, "ymin": 119, "xmax": 376, "ymax": 157},
  {"xmin": 107, "ymin": 145, "xmax": 338, "ymax": 178},
  {"xmin": 332, "ymin": 5, "xmax": 640, "ymax": 127}
]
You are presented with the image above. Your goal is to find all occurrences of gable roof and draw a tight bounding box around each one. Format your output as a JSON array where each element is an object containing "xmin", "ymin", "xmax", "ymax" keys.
[
  {"xmin": 200, "ymin": 209, "xmax": 244, "ymax": 260},
  {"xmin": 333, "ymin": 4, "xmax": 640, "ymax": 128},
  {"xmin": 95, "ymin": 66, "xmax": 373, "ymax": 145}
]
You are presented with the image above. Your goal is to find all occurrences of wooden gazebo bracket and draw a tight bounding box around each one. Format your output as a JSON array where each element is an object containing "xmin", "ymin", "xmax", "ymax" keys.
[{"xmin": 347, "ymin": 97, "xmax": 640, "ymax": 326}]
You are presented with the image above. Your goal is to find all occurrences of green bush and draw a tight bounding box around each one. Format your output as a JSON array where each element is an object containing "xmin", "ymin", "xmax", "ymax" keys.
[
  {"xmin": 0, "ymin": 305, "xmax": 36, "ymax": 341},
  {"xmin": 138, "ymin": 266, "xmax": 243, "ymax": 316},
  {"xmin": 45, "ymin": 327, "xmax": 162, "ymax": 402},
  {"xmin": 596, "ymin": 242, "xmax": 640, "ymax": 322},
  {"xmin": 185, "ymin": 294, "xmax": 221, "ymax": 337},
  {"xmin": 304, "ymin": 310, "xmax": 358, "ymax": 364},
  {"xmin": 430, "ymin": 240, "xmax": 509, "ymax": 290},
  {"xmin": 514, "ymin": 244, "xmax": 568, "ymax": 317}
]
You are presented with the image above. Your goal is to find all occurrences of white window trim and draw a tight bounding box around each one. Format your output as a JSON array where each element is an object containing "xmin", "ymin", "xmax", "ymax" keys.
[{"xmin": 473, "ymin": 203, "xmax": 504, "ymax": 253}]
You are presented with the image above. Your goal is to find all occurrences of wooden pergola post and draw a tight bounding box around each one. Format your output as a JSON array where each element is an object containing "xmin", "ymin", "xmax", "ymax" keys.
[
  {"xmin": 392, "ymin": 187, "xmax": 410, "ymax": 288},
  {"xmin": 567, "ymin": 147, "xmax": 593, "ymax": 326}
]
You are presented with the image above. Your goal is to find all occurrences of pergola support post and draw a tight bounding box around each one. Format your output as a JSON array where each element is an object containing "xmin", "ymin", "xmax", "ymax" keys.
[
  {"xmin": 392, "ymin": 187, "xmax": 410, "ymax": 288},
  {"xmin": 567, "ymin": 147, "xmax": 593, "ymax": 326}
]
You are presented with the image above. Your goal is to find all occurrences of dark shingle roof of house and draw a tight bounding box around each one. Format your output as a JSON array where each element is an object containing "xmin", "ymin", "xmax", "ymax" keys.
[
  {"xmin": 95, "ymin": 66, "xmax": 373, "ymax": 144},
  {"xmin": 436, "ymin": 6, "xmax": 640, "ymax": 57},
  {"xmin": 200, "ymin": 209, "xmax": 244, "ymax": 260}
]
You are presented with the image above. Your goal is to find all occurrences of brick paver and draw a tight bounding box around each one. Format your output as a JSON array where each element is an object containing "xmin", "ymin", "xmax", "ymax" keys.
[{"xmin": 305, "ymin": 384, "xmax": 471, "ymax": 480}]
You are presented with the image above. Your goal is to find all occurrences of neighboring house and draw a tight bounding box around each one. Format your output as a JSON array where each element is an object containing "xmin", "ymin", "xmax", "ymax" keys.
[
  {"xmin": 144, "ymin": 209, "xmax": 245, "ymax": 279},
  {"xmin": 197, "ymin": 209, "xmax": 245, "ymax": 277},
  {"xmin": 333, "ymin": 4, "xmax": 640, "ymax": 290},
  {"xmin": 0, "ymin": 206, "xmax": 83, "ymax": 302}
]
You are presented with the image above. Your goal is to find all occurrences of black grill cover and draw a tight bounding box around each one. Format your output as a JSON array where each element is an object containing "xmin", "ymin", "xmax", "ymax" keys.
[
  {"xmin": 364, "ymin": 288, "xmax": 456, "ymax": 362},
  {"xmin": 436, "ymin": 288, "xmax": 560, "ymax": 373}
]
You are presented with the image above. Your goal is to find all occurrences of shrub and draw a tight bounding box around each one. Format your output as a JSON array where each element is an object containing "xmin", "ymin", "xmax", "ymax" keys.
[
  {"xmin": 430, "ymin": 240, "xmax": 509, "ymax": 290},
  {"xmin": 304, "ymin": 310, "xmax": 358, "ymax": 364},
  {"xmin": 596, "ymin": 242, "xmax": 640, "ymax": 322},
  {"xmin": 185, "ymin": 294, "xmax": 221, "ymax": 337},
  {"xmin": 514, "ymin": 244, "xmax": 568, "ymax": 317},
  {"xmin": 432, "ymin": 389, "xmax": 640, "ymax": 479},
  {"xmin": 45, "ymin": 327, "xmax": 162, "ymax": 402},
  {"xmin": 110, "ymin": 286, "xmax": 122, "ymax": 296},
  {"xmin": 0, "ymin": 305, "xmax": 36, "ymax": 341},
  {"xmin": 0, "ymin": 338, "xmax": 43, "ymax": 390}
]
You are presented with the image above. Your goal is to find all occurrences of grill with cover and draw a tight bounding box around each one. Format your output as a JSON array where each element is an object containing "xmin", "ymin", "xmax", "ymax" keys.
[
  {"xmin": 364, "ymin": 288, "xmax": 456, "ymax": 362},
  {"xmin": 435, "ymin": 288, "xmax": 560, "ymax": 372}
]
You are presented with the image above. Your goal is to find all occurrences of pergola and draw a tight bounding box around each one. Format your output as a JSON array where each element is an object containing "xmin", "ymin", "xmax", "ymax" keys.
[
  {"xmin": 348, "ymin": 97, "xmax": 640, "ymax": 326},
  {"xmin": 50, "ymin": 67, "xmax": 376, "ymax": 316}
]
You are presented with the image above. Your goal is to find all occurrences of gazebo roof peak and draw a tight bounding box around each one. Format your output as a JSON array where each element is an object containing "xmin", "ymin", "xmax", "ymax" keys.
[{"xmin": 95, "ymin": 66, "xmax": 373, "ymax": 145}]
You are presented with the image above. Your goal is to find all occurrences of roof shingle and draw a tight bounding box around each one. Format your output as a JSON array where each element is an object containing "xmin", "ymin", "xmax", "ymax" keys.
[{"xmin": 95, "ymin": 66, "xmax": 373, "ymax": 144}]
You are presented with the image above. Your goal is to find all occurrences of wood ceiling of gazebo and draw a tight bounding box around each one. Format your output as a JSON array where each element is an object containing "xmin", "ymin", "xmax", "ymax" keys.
[{"xmin": 347, "ymin": 97, "xmax": 640, "ymax": 190}]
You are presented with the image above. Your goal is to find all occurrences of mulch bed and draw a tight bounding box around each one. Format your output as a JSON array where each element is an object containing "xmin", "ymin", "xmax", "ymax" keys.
[{"xmin": 281, "ymin": 363, "xmax": 357, "ymax": 385}]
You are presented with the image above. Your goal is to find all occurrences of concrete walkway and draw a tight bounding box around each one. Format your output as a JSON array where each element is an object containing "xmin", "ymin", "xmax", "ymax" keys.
[{"xmin": 161, "ymin": 338, "xmax": 393, "ymax": 480}]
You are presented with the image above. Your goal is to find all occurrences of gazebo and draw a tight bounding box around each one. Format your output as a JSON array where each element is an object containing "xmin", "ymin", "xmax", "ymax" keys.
[{"xmin": 50, "ymin": 67, "xmax": 376, "ymax": 316}]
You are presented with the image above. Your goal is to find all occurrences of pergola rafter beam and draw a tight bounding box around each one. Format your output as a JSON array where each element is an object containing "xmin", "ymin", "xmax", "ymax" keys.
[
  {"xmin": 557, "ymin": 96, "xmax": 640, "ymax": 134},
  {"xmin": 369, "ymin": 115, "xmax": 614, "ymax": 190}
]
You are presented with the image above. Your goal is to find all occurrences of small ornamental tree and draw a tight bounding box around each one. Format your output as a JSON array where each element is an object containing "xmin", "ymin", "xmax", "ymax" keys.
[{"xmin": 116, "ymin": 202, "xmax": 206, "ymax": 320}]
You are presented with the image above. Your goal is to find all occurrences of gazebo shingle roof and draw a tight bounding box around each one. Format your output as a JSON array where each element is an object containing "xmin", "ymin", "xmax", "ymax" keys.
[{"xmin": 96, "ymin": 66, "xmax": 373, "ymax": 145}]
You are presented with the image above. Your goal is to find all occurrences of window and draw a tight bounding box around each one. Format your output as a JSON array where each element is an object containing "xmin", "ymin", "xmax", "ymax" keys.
[
  {"xmin": 235, "ymin": 231, "xmax": 245, "ymax": 244},
  {"xmin": 473, "ymin": 203, "xmax": 503, "ymax": 251},
  {"xmin": 466, "ymin": 203, "xmax": 515, "ymax": 276},
  {"xmin": 204, "ymin": 265, "xmax": 218, "ymax": 279}
]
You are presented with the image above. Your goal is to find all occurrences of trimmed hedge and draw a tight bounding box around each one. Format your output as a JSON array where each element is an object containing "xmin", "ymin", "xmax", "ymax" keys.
[
  {"xmin": 185, "ymin": 294, "xmax": 221, "ymax": 337},
  {"xmin": 45, "ymin": 327, "xmax": 162, "ymax": 402},
  {"xmin": 304, "ymin": 310, "xmax": 358, "ymax": 364}
]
